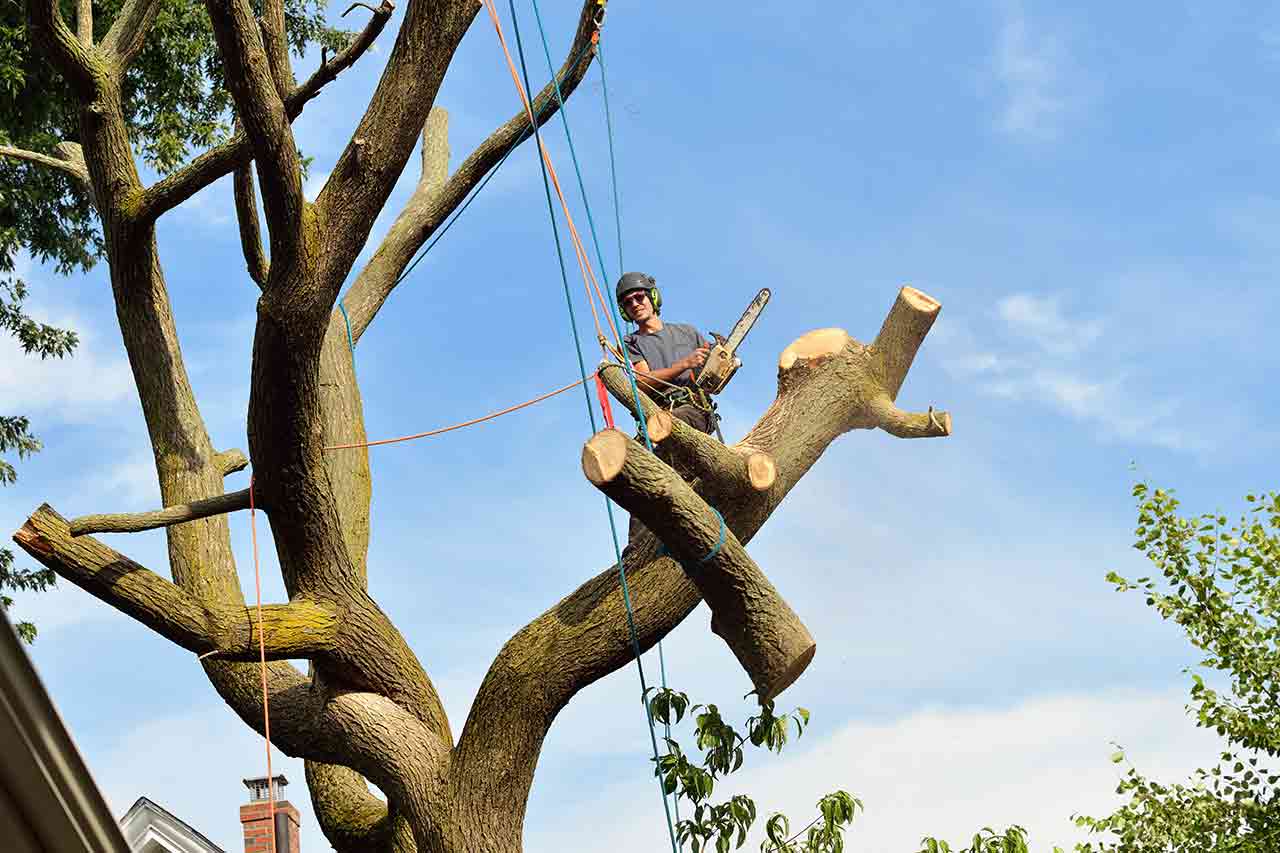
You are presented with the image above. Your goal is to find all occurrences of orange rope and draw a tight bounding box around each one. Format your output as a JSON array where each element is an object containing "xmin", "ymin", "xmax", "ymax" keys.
[
  {"xmin": 324, "ymin": 375, "xmax": 589, "ymax": 451},
  {"xmin": 248, "ymin": 477, "xmax": 277, "ymax": 853},
  {"xmin": 478, "ymin": 0, "xmax": 621, "ymax": 347}
]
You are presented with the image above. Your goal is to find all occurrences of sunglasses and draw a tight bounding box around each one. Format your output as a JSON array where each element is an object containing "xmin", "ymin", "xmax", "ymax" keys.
[{"xmin": 622, "ymin": 292, "xmax": 649, "ymax": 305}]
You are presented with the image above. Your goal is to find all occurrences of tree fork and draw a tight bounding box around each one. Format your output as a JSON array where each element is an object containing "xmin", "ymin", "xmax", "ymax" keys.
[{"xmin": 582, "ymin": 429, "xmax": 815, "ymax": 702}]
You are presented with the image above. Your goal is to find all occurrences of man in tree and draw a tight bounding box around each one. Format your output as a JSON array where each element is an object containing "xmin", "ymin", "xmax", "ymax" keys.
[
  {"xmin": 617, "ymin": 272, "xmax": 715, "ymax": 437},
  {"xmin": 3, "ymin": 0, "xmax": 954, "ymax": 847}
]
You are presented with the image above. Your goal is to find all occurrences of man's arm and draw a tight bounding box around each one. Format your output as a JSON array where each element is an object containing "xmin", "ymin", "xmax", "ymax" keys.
[{"xmin": 631, "ymin": 350, "xmax": 709, "ymax": 393}]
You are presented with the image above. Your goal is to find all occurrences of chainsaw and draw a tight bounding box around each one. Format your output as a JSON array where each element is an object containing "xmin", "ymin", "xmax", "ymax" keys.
[{"xmin": 695, "ymin": 288, "xmax": 771, "ymax": 395}]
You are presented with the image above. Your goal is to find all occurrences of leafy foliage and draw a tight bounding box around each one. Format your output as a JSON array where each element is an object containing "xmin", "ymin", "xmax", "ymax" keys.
[
  {"xmin": 1070, "ymin": 485, "xmax": 1280, "ymax": 851},
  {"xmin": 915, "ymin": 825, "xmax": 1053, "ymax": 853},
  {"xmin": 0, "ymin": 414, "xmax": 57, "ymax": 643},
  {"xmin": 647, "ymin": 686, "xmax": 858, "ymax": 853}
]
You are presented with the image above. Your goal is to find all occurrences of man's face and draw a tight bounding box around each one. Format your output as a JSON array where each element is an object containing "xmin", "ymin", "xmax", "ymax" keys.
[{"xmin": 621, "ymin": 289, "xmax": 652, "ymax": 322}]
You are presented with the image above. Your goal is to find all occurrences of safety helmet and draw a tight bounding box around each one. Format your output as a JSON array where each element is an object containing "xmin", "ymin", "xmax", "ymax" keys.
[{"xmin": 615, "ymin": 272, "xmax": 662, "ymax": 318}]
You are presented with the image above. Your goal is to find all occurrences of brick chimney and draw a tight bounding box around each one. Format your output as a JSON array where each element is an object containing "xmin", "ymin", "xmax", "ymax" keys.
[{"xmin": 240, "ymin": 775, "xmax": 300, "ymax": 853}]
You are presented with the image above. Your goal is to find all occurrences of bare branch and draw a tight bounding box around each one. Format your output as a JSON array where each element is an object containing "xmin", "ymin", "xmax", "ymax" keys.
[
  {"xmin": 259, "ymin": 0, "xmax": 295, "ymax": 94},
  {"xmin": 204, "ymin": 0, "xmax": 303, "ymax": 270},
  {"xmin": 101, "ymin": 0, "xmax": 162, "ymax": 70},
  {"xmin": 24, "ymin": 0, "xmax": 97, "ymax": 98},
  {"xmin": 341, "ymin": 0, "xmax": 599, "ymax": 341},
  {"xmin": 15, "ymin": 504, "xmax": 340, "ymax": 661},
  {"xmin": 292, "ymin": 1, "xmax": 395, "ymax": 111},
  {"xmin": 0, "ymin": 144, "xmax": 91, "ymax": 186},
  {"xmin": 68, "ymin": 488, "xmax": 252, "ymax": 536},
  {"xmin": 76, "ymin": 0, "xmax": 92, "ymax": 46},
  {"xmin": 137, "ymin": 5, "xmax": 392, "ymax": 225},
  {"xmin": 234, "ymin": 162, "xmax": 270, "ymax": 287}
]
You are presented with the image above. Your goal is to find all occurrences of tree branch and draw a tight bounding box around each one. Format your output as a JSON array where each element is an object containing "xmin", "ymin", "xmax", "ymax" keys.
[
  {"xmin": 305, "ymin": 761, "xmax": 394, "ymax": 853},
  {"xmin": 234, "ymin": 162, "xmax": 270, "ymax": 287},
  {"xmin": 14, "ymin": 504, "xmax": 340, "ymax": 661},
  {"xmin": 136, "ymin": 4, "xmax": 392, "ymax": 225},
  {"xmin": 341, "ymin": 0, "xmax": 599, "ymax": 342},
  {"xmin": 76, "ymin": 0, "xmax": 92, "ymax": 46},
  {"xmin": 101, "ymin": 0, "xmax": 163, "ymax": 70},
  {"xmin": 291, "ymin": 1, "xmax": 395, "ymax": 111},
  {"xmin": 259, "ymin": 0, "xmax": 295, "ymax": 94},
  {"xmin": 68, "ymin": 488, "xmax": 252, "ymax": 536},
  {"xmin": 24, "ymin": 0, "xmax": 97, "ymax": 98},
  {"xmin": 583, "ymin": 430, "xmax": 814, "ymax": 701},
  {"xmin": 0, "ymin": 144, "xmax": 91, "ymax": 187},
  {"xmin": 214, "ymin": 448, "xmax": 249, "ymax": 476},
  {"xmin": 596, "ymin": 361, "xmax": 778, "ymax": 498},
  {"xmin": 204, "ymin": 0, "xmax": 304, "ymax": 276}
]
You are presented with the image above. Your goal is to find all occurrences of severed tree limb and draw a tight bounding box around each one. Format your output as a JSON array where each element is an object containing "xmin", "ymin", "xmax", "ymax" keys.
[
  {"xmin": 342, "ymin": 0, "xmax": 599, "ymax": 343},
  {"xmin": 101, "ymin": 0, "xmax": 163, "ymax": 70},
  {"xmin": 15, "ymin": 505, "xmax": 340, "ymax": 661},
  {"xmin": 135, "ymin": 4, "xmax": 392, "ymax": 225},
  {"xmin": 214, "ymin": 448, "xmax": 249, "ymax": 476},
  {"xmin": 234, "ymin": 161, "xmax": 270, "ymax": 287},
  {"xmin": 204, "ymin": 0, "xmax": 304, "ymax": 276},
  {"xmin": 872, "ymin": 285, "xmax": 942, "ymax": 400},
  {"xmin": 597, "ymin": 361, "xmax": 777, "ymax": 495},
  {"xmin": 583, "ymin": 429, "xmax": 814, "ymax": 702},
  {"xmin": 68, "ymin": 488, "xmax": 252, "ymax": 536}
]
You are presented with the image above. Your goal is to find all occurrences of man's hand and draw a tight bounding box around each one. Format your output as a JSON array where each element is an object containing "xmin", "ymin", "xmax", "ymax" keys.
[{"xmin": 679, "ymin": 346, "xmax": 710, "ymax": 372}]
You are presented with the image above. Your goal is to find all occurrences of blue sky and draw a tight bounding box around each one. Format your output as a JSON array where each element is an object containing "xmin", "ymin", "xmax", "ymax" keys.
[{"xmin": 4, "ymin": 0, "xmax": 1280, "ymax": 850}]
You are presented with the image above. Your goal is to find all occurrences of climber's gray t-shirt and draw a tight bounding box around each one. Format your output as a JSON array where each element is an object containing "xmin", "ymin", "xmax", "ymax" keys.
[{"xmin": 623, "ymin": 323, "xmax": 705, "ymax": 388}]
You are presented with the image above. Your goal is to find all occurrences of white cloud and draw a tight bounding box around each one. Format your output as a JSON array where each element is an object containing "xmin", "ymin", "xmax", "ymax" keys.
[
  {"xmin": 997, "ymin": 292, "xmax": 1102, "ymax": 357},
  {"xmin": 935, "ymin": 295, "xmax": 1205, "ymax": 452},
  {"xmin": 0, "ymin": 305, "xmax": 134, "ymax": 422},
  {"xmin": 993, "ymin": 5, "xmax": 1078, "ymax": 141},
  {"xmin": 527, "ymin": 687, "xmax": 1222, "ymax": 853}
]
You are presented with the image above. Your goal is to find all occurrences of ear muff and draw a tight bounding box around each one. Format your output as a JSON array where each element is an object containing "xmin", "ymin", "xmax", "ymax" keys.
[{"xmin": 618, "ymin": 285, "xmax": 662, "ymax": 321}]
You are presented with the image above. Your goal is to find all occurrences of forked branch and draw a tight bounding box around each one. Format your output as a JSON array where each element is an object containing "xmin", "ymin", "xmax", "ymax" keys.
[
  {"xmin": 101, "ymin": 0, "xmax": 163, "ymax": 70},
  {"xmin": 337, "ymin": 0, "xmax": 599, "ymax": 340},
  {"xmin": 137, "ymin": 4, "xmax": 392, "ymax": 224}
]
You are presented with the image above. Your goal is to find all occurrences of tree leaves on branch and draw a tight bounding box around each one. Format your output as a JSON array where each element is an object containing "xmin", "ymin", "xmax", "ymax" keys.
[{"xmin": 1070, "ymin": 485, "xmax": 1280, "ymax": 852}]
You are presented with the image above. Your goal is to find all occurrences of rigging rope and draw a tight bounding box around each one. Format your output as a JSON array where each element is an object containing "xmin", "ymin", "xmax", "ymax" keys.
[{"xmin": 483, "ymin": 2, "xmax": 680, "ymax": 849}]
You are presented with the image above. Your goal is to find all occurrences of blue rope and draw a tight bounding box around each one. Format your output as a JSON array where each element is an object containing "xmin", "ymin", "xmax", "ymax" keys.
[
  {"xmin": 505, "ymin": 3, "xmax": 598, "ymax": 435},
  {"xmin": 337, "ymin": 302, "xmax": 355, "ymax": 353},
  {"xmin": 526, "ymin": 8, "xmax": 685, "ymax": 831},
  {"xmin": 655, "ymin": 507, "xmax": 726, "ymax": 573},
  {"xmin": 507, "ymin": 5, "xmax": 677, "ymax": 851}
]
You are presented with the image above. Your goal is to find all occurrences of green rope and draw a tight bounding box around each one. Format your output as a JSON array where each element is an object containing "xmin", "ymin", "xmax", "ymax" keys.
[{"xmin": 507, "ymin": 5, "xmax": 679, "ymax": 852}]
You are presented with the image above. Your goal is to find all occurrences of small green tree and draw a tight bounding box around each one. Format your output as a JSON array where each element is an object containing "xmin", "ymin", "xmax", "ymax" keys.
[
  {"xmin": 1071, "ymin": 485, "xmax": 1280, "ymax": 851},
  {"xmin": 647, "ymin": 686, "xmax": 861, "ymax": 853}
]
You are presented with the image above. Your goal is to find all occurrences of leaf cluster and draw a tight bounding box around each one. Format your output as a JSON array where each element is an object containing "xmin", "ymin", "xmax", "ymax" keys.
[
  {"xmin": 916, "ymin": 825, "xmax": 1055, "ymax": 853},
  {"xmin": 1073, "ymin": 484, "xmax": 1280, "ymax": 851},
  {"xmin": 647, "ymin": 687, "xmax": 856, "ymax": 853}
]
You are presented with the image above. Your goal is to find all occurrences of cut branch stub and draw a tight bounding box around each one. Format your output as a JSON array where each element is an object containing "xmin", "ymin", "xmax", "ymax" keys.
[{"xmin": 582, "ymin": 429, "xmax": 815, "ymax": 702}]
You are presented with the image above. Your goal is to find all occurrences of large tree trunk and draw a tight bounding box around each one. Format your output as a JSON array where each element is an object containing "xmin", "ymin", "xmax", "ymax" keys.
[{"xmin": 9, "ymin": 4, "xmax": 950, "ymax": 851}]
